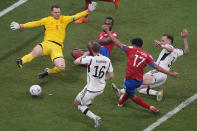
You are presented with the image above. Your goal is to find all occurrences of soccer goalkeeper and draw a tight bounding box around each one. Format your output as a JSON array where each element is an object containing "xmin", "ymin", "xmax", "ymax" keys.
[{"xmin": 10, "ymin": 3, "xmax": 97, "ymax": 78}]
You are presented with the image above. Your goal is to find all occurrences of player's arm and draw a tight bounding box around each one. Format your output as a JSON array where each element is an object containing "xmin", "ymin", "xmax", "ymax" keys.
[
  {"xmin": 181, "ymin": 29, "xmax": 189, "ymax": 54},
  {"xmin": 102, "ymin": 25, "xmax": 123, "ymax": 49},
  {"xmin": 105, "ymin": 61, "xmax": 114, "ymax": 81},
  {"xmin": 93, "ymin": 37, "xmax": 112, "ymax": 45},
  {"xmin": 70, "ymin": 2, "xmax": 97, "ymax": 22},
  {"xmin": 105, "ymin": 72, "xmax": 114, "ymax": 81},
  {"xmin": 10, "ymin": 18, "xmax": 46, "ymax": 30},
  {"xmin": 74, "ymin": 51, "xmax": 90, "ymax": 65},
  {"xmin": 154, "ymin": 40, "xmax": 174, "ymax": 52},
  {"xmin": 152, "ymin": 63, "xmax": 179, "ymax": 77}
]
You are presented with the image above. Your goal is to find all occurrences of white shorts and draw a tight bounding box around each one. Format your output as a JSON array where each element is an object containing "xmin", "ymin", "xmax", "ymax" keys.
[
  {"xmin": 146, "ymin": 69, "xmax": 167, "ymax": 88},
  {"xmin": 75, "ymin": 86, "xmax": 104, "ymax": 106}
]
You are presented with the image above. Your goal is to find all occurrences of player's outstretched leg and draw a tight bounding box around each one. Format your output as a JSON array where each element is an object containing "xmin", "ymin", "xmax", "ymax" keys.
[
  {"xmin": 132, "ymin": 95, "xmax": 160, "ymax": 115},
  {"xmin": 118, "ymin": 93, "xmax": 129, "ymax": 107},
  {"xmin": 74, "ymin": 99, "xmax": 101, "ymax": 129},
  {"xmin": 37, "ymin": 68, "xmax": 49, "ymax": 79},
  {"xmin": 16, "ymin": 58, "xmax": 23, "ymax": 68}
]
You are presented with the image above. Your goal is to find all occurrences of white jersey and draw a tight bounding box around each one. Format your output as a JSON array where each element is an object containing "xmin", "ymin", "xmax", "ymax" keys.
[
  {"xmin": 81, "ymin": 54, "xmax": 113, "ymax": 92},
  {"xmin": 156, "ymin": 44, "xmax": 184, "ymax": 71}
]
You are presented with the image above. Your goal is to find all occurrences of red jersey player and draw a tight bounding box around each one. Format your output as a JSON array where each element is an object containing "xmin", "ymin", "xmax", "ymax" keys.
[
  {"xmin": 102, "ymin": 25, "xmax": 179, "ymax": 115},
  {"xmin": 75, "ymin": 0, "xmax": 119, "ymax": 24},
  {"xmin": 72, "ymin": 17, "xmax": 118, "ymax": 60}
]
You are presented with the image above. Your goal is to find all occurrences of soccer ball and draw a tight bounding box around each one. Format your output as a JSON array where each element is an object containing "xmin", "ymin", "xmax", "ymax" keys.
[{"xmin": 29, "ymin": 85, "xmax": 42, "ymax": 96}]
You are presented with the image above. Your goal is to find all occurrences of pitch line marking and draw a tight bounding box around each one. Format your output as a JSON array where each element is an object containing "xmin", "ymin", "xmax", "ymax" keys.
[
  {"xmin": 143, "ymin": 93, "xmax": 197, "ymax": 131},
  {"xmin": 0, "ymin": 0, "xmax": 28, "ymax": 17}
]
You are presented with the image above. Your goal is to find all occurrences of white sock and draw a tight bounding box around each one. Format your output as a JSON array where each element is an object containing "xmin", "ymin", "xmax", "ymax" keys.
[
  {"xmin": 149, "ymin": 89, "xmax": 157, "ymax": 96},
  {"xmin": 78, "ymin": 105, "xmax": 88, "ymax": 113},
  {"xmin": 78, "ymin": 105, "xmax": 97, "ymax": 120},
  {"xmin": 86, "ymin": 110, "xmax": 97, "ymax": 120},
  {"xmin": 138, "ymin": 88, "xmax": 157, "ymax": 96}
]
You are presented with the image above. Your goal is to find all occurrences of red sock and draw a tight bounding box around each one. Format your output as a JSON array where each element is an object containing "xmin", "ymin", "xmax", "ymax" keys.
[
  {"xmin": 118, "ymin": 93, "xmax": 129, "ymax": 105},
  {"xmin": 133, "ymin": 97, "xmax": 150, "ymax": 109},
  {"xmin": 99, "ymin": 0, "xmax": 114, "ymax": 2}
]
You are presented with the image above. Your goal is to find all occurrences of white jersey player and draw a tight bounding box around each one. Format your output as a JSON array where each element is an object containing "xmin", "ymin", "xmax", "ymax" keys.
[
  {"xmin": 112, "ymin": 29, "xmax": 189, "ymax": 101},
  {"xmin": 73, "ymin": 42, "xmax": 114, "ymax": 129}
]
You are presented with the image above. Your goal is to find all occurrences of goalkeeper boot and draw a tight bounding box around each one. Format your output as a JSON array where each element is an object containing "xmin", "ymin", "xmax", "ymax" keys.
[
  {"xmin": 16, "ymin": 58, "xmax": 23, "ymax": 68},
  {"xmin": 37, "ymin": 68, "xmax": 49, "ymax": 79},
  {"xmin": 75, "ymin": 17, "xmax": 88, "ymax": 24},
  {"xmin": 94, "ymin": 116, "xmax": 101, "ymax": 129},
  {"xmin": 111, "ymin": 83, "xmax": 121, "ymax": 97},
  {"xmin": 114, "ymin": 0, "xmax": 119, "ymax": 8},
  {"xmin": 150, "ymin": 106, "xmax": 160, "ymax": 115},
  {"xmin": 156, "ymin": 89, "xmax": 163, "ymax": 101}
]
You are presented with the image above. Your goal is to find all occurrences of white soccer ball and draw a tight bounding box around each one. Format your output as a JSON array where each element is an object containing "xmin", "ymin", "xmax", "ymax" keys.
[{"xmin": 29, "ymin": 85, "xmax": 42, "ymax": 96}]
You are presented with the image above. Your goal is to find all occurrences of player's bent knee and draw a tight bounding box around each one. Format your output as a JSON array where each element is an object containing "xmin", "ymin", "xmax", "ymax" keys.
[{"xmin": 74, "ymin": 99, "xmax": 80, "ymax": 107}]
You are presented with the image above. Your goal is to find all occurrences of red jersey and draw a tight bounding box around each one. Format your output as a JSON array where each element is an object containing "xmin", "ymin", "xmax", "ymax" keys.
[
  {"xmin": 122, "ymin": 45, "xmax": 155, "ymax": 81},
  {"xmin": 97, "ymin": 31, "xmax": 118, "ymax": 54}
]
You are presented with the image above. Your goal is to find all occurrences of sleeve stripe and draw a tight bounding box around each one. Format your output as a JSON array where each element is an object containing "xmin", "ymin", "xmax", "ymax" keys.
[
  {"xmin": 150, "ymin": 62, "xmax": 156, "ymax": 67},
  {"xmin": 72, "ymin": 16, "xmax": 76, "ymax": 21},
  {"xmin": 122, "ymin": 45, "xmax": 126, "ymax": 51}
]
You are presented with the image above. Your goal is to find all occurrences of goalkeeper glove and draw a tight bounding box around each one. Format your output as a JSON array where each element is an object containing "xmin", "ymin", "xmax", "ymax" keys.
[
  {"xmin": 10, "ymin": 21, "xmax": 21, "ymax": 30},
  {"xmin": 88, "ymin": 2, "xmax": 97, "ymax": 12}
]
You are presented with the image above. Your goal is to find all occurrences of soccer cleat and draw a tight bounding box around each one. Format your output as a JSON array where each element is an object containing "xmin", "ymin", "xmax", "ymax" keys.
[
  {"xmin": 94, "ymin": 116, "xmax": 101, "ymax": 129},
  {"xmin": 114, "ymin": 0, "xmax": 119, "ymax": 8},
  {"xmin": 16, "ymin": 58, "xmax": 23, "ymax": 68},
  {"xmin": 111, "ymin": 83, "xmax": 121, "ymax": 97},
  {"xmin": 156, "ymin": 89, "xmax": 163, "ymax": 101},
  {"xmin": 75, "ymin": 17, "xmax": 88, "ymax": 24},
  {"xmin": 150, "ymin": 106, "xmax": 160, "ymax": 115},
  {"xmin": 118, "ymin": 103, "xmax": 123, "ymax": 107},
  {"xmin": 37, "ymin": 68, "xmax": 49, "ymax": 79}
]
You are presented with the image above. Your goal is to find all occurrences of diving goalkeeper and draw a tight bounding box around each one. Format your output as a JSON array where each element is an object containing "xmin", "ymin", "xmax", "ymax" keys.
[{"xmin": 10, "ymin": 3, "xmax": 97, "ymax": 78}]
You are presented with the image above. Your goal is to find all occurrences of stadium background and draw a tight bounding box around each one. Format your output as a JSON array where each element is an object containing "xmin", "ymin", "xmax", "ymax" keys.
[{"xmin": 0, "ymin": 0, "xmax": 197, "ymax": 130}]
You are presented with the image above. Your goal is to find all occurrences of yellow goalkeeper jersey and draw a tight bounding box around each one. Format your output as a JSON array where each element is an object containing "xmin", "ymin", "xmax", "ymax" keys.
[{"xmin": 22, "ymin": 10, "xmax": 89, "ymax": 47}]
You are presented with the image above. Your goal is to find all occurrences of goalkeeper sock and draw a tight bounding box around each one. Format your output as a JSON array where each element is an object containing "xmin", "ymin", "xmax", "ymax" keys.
[
  {"xmin": 22, "ymin": 53, "xmax": 34, "ymax": 64},
  {"xmin": 133, "ymin": 96, "xmax": 150, "ymax": 109},
  {"xmin": 48, "ymin": 67, "xmax": 63, "ymax": 74}
]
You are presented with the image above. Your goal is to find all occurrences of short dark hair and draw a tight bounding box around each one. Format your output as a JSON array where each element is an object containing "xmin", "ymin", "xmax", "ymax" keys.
[
  {"xmin": 131, "ymin": 37, "xmax": 143, "ymax": 47},
  {"xmin": 51, "ymin": 5, "xmax": 60, "ymax": 11},
  {"xmin": 163, "ymin": 34, "xmax": 174, "ymax": 44},
  {"xmin": 106, "ymin": 17, "xmax": 114, "ymax": 25},
  {"xmin": 91, "ymin": 42, "xmax": 101, "ymax": 53}
]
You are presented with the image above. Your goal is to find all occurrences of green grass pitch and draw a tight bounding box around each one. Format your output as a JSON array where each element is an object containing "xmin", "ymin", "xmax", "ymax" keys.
[{"xmin": 0, "ymin": 0, "xmax": 197, "ymax": 130}]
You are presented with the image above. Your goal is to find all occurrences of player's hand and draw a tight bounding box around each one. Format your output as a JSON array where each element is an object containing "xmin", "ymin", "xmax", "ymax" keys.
[
  {"xmin": 181, "ymin": 29, "xmax": 188, "ymax": 39},
  {"xmin": 154, "ymin": 40, "xmax": 162, "ymax": 46},
  {"xmin": 170, "ymin": 72, "xmax": 179, "ymax": 78},
  {"xmin": 10, "ymin": 21, "xmax": 20, "ymax": 30},
  {"xmin": 102, "ymin": 25, "xmax": 110, "ymax": 32},
  {"xmin": 88, "ymin": 1, "xmax": 97, "ymax": 12}
]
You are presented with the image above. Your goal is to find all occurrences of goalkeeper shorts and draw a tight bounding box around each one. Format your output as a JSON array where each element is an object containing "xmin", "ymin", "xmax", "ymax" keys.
[{"xmin": 40, "ymin": 41, "xmax": 64, "ymax": 61}]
